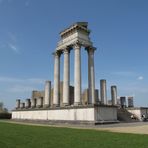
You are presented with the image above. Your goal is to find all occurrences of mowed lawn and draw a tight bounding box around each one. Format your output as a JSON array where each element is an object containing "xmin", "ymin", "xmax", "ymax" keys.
[{"xmin": 0, "ymin": 121, "xmax": 148, "ymax": 148}]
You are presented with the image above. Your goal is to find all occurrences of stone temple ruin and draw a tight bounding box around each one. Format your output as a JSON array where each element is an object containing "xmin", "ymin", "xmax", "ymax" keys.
[{"xmin": 12, "ymin": 22, "xmax": 147, "ymax": 123}]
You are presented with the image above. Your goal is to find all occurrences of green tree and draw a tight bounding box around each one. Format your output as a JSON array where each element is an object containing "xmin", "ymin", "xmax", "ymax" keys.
[{"xmin": 0, "ymin": 102, "xmax": 3, "ymax": 110}]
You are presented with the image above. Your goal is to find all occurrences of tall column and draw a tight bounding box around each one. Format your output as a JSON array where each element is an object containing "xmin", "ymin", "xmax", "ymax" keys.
[
  {"xmin": 20, "ymin": 102, "xmax": 25, "ymax": 109},
  {"xmin": 74, "ymin": 43, "xmax": 81, "ymax": 105},
  {"xmin": 37, "ymin": 97, "xmax": 43, "ymax": 108},
  {"xmin": 16, "ymin": 99, "xmax": 20, "ymax": 109},
  {"xmin": 111, "ymin": 85, "xmax": 117, "ymax": 105},
  {"xmin": 53, "ymin": 51, "xmax": 61, "ymax": 107},
  {"xmin": 86, "ymin": 47, "xmax": 96, "ymax": 104},
  {"xmin": 63, "ymin": 48, "xmax": 70, "ymax": 106},
  {"xmin": 25, "ymin": 98, "xmax": 31, "ymax": 108},
  {"xmin": 44, "ymin": 81, "xmax": 51, "ymax": 108},
  {"xmin": 100, "ymin": 79, "xmax": 107, "ymax": 105},
  {"xmin": 31, "ymin": 99, "xmax": 35, "ymax": 108}
]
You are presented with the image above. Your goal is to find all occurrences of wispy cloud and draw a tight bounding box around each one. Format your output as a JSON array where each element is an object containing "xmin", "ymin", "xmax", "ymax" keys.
[
  {"xmin": 8, "ymin": 43, "xmax": 19, "ymax": 53},
  {"xmin": 138, "ymin": 76, "xmax": 144, "ymax": 80},
  {"xmin": 111, "ymin": 71, "xmax": 145, "ymax": 82},
  {"xmin": 0, "ymin": 31, "xmax": 20, "ymax": 54},
  {"xmin": 7, "ymin": 32, "xmax": 20, "ymax": 54}
]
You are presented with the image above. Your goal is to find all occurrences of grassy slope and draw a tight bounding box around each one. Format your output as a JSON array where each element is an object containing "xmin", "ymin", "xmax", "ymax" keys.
[{"xmin": 0, "ymin": 121, "xmax": 147, "ymax": 148}]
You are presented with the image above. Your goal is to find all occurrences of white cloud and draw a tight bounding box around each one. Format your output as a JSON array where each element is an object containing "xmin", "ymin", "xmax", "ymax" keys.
[
  {"xmin": 138, "ymin": 76, "xmax": 144, "ymax": 80},
  {"xmin": 8, "ymin": 43, "xmax": 19, "ymax": 53},
  {"xmin": 0, "ymin": 31, "xmax": 21, "ymax": 54}
]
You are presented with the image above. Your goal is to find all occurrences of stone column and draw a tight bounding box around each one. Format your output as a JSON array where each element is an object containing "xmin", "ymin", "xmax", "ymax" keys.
[
  {"xmin": 100, "ymin": 79, "xmax": 107, "ymax": 105},
  {"xmin": 25, "ymin": 98, "xmax": 31, "ymax": 108},
  {"xmin": 44, "ymin": 81, "xmax": 51, "ymax": 108},
  {"xmin": 20, "ymin": 102, "xmax": 25, "ymax": 109},
  {"xmin": 53, "ymin": 51, "xmax": 61, "ymax": 107},
  {"xmin": 86, "ymin": 47, "xmax": 96, "ymax": 104},
  {"xmin": 74, "ymin": 43, "xmax": 81, "ymax": 105},
  {"xmin": 16, "ymin": 99, "xmax": 20, "ymax": 109},
  {"xmin": 111, "ymin": 85, "xmax": 117, "ymax": 105},
  {"xmin": 37, "ymin": 97, "xmax": 43, "ymax": 108},
  {"xmin": 31, "ymin": 99, "xmax": 36, "ymax": 108},
  {"xmin": 63, "ymin": 48, "xmax": 70, "ymax": 106}
]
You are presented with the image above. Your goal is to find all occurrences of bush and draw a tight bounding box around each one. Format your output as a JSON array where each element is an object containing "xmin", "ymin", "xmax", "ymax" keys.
[{"xmin": 0, "ymin": 112, "xmax": 12, "ymax": 119}]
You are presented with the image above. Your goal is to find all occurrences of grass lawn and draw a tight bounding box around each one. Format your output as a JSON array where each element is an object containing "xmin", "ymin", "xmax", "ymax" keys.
[{"xmin": 0, "ymin": 121, "xmax": 148, "ymax": 148}]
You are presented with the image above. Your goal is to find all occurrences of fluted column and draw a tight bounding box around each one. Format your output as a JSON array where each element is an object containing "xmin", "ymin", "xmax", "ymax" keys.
[
  {"xmin": 100, "ymin": 79, "xmax": 107, "ymax": 105},
  {"xmin": 44, "ymin": 81, "xmax": 51, "ymax": 108},
  {"xmin": 74, "ymin": 43, "xmax": 81, "ymax": 105},
  {"xmin": 86, "ymin": 47, "xmax": 96, "ymax": 104},
  {"xmin": 37, "ymin": 97, "xmax": 43, "ymax": 108},
  {"xmin": 53, "ymin": 51, "xmax": 61, "ymax": 107},
  {"xmin": 31, "ymin": 99, "xmax": 35, "ymax": 108},
  {"xmin": 63, "ymin": 48, "xmax": 70, "ymax": 106},
  {"xmin": 111, "ymin": 85, "xmax": 117, "ymax": 105},
  {"xmin": 25, "ymin": 98, "xmax": 31, "ymax": 108},
  {"xmin": 16, "ymin": 99, "xmax": 20, "ymax": 109},
  {"xmin": 20, "ymin": 102, "xmax": 25, "ymax": 109}
]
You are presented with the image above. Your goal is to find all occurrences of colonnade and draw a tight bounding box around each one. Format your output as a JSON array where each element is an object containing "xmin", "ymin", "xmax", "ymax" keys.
[
  {"xmin": 53, "ymin": 43, "xmax": 96, "ymax": 106},
  {"xmin": 15, "ymin": 80, "xmax": 118, "ymax": 109}
]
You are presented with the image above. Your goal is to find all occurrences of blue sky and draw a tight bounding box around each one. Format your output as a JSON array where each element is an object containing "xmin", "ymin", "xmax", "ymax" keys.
[{"xmin": 0, "ymin": 0, "xmax": 148, "ymax": 110}]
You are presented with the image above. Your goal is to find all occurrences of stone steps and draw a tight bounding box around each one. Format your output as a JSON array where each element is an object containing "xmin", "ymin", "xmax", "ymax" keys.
[{"xmin": 117, "ymin": 108, "xmax": 139, "ymax": 122}]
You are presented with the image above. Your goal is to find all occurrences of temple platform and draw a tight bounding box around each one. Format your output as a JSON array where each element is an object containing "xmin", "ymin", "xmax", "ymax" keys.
[{"xmin": 12, "ymin": 105, "xmax": 118, "ymax": 124}]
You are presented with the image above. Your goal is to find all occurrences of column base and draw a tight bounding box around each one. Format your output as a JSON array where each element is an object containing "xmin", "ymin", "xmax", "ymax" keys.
[
  {"xmin": 62, "ymin": 103, "xmax": 69, "ymax": 107},
  {"xmin": 43, "ymin": 105, "xmax": 50, "ymax": 108},
  {"xmin": 31, "ymin": 106, "xmax": 36, "ymax": 109},
  {"xmin": 74, "ymin": 102, "xmax": 82, "ymax": 106},
  {"xmin": 36, "ymin": 105, "xmax": 43, "ymax": 108},
  {"xmin": 53, "ymin": 104, "xmax": 60, "ymax": 108}
]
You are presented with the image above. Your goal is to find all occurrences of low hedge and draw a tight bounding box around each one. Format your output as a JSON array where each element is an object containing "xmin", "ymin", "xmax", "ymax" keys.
[{"xmin": 0, "ymin": 112, "xmax": 12, "ymax": 119}]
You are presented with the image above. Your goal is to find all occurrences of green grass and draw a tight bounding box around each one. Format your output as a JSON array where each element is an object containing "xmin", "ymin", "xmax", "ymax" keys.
[{"xmin": 0, "ymin": 121, "xmax": 148, "ymax": 148}]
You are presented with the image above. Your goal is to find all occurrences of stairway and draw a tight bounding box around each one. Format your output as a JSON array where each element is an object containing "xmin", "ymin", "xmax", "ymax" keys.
[{"xmin": 117, "ymin": 108, "xmax": 139, "ymax": 122}]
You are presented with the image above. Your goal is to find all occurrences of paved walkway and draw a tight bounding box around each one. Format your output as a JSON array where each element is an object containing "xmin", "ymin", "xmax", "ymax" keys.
[{"xmin": 1, "ymin": 120, "xmax": 148, "ymax": 135}]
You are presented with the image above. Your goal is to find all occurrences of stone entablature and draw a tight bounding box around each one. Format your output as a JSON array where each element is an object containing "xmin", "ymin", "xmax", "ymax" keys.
[{"xmin": 57, "ymin": 22, "xmax": 92, "ymax": 51}]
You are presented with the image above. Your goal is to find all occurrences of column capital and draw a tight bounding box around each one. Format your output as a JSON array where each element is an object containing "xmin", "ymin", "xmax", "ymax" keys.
[
  {"xmin": 53, "ymin": 50, "xmax": 62, "ymax": 57},
  {"xmin": 63, "ymin": 46, "xmax": 70, "ymax": 54},
  {"xmin": 85, "ymin": 46, "xmax": 96, "ymax": 54},
  {"xmin": 73, "ymin": 41, "xmax": 81, "ymax": 50}
]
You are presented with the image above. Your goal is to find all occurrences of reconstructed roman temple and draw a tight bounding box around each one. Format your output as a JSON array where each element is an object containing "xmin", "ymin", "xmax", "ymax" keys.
[{"xmin": 12, "ymin": 22, "xmax": 118, "ymax": 124}]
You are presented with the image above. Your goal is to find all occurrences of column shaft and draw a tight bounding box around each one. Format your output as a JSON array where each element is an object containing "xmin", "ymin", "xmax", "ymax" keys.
[
  {"xmin": 74, "ymin": 43, "xmax": 81, "ymax": 105},
  {"xmin": 63, "ymin": 48, "xmax": 70, "ymax": 105},
  {"xmin": 16, "ymin": 99, "xmax": 20, "ymax": 109},
  {"xmin": 111, "ymin": 85, "xmax": 117, "ymax": 105},
  {"xmin": 25, "ymin": 99, "xmax": 31, "ymax": 108},
  {"xmin": 100, "ymin": 79, "xmax": 107, "ymax": 105},
  {"xmin": 53, "ymin": 51, "xmax": 60, "ymax": 106},
  {"xmin": 44, "ymin": 81, "xmax": 51, "ymax": 107},
  {"xmin": 87, "ymin": 47, "xmax": 96, "ymax": 104}
]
